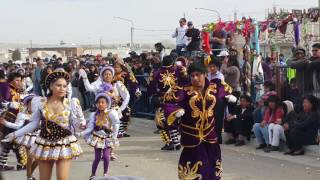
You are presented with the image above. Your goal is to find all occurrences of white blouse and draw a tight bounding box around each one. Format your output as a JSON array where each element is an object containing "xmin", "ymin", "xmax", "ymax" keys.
[
  {"xmin": 81, "ymin": 109, "xmax": 119, "ymax": 139},
  {"xmin": 14, "ymin": 97, "xmax": 86, "ymax": 138},
  {"xmin": 4, "ymin": 112, "xmax": 30, "ymax": 130},
  {"xmin": 82, "ymin": 77, "xmax": 130, "ymax": 112}
]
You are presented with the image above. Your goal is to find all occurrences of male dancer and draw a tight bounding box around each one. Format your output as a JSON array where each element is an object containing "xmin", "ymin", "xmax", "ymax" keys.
[
  {"xmin": 148, "ymin": 55, "xmax": 188, "ymax": 150},
  {"xmin": 177, "ymin": 62, "xmax": 235, "ymax": 179},
  {"xmin": 0, "ymin": 72, "xmax": 26, "ymax": 171}
]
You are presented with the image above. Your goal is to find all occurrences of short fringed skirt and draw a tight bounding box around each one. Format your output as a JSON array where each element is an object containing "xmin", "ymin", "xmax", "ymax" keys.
[
  {"xmin": 30, "ymin": 135, "xmax": 82, "ymax": 161},
  {"xmin": 14, "ymin": 130, "xmax": 40, "ymax": 149},
  {"xmin": 85, "ymin": 131, "xmax": 113, "ymax": 149}
]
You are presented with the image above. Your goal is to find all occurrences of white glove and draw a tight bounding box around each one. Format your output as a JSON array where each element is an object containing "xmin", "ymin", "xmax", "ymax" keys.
[
  {"xmin": 135, "ymin": 89, "xmax": 142, "ymax": 98},
  {"xmin": 225, "ymin": 95, "xmax": 237, "ymax": 103},
  {"xmin": 176, "ymin": 109, "xmax": 185, "ymax": 118},
  {"xmin": 78, "ymin": 69, "xmax": 88, "ymax": 79},
  {"xmin": 2, "ymin": 133, "xmax": 15, "ymax": 142},
  {"xmin": 117, "ymin": 108, "xmax": 123, "ymax": 119},
  {"xmin": 80, "ymin": 121, "xmax": 86, "ymax": 128},
  {"xmin": 9, "ymin": 102, "xmax": 21, "ymax": 109},
  {"xmin": 75, "ymin": 132, "xmax": 82, "ymax": 138},
  {"xmin": 1, "ymin": 102, "xmax": 9, "ymax": 109}
]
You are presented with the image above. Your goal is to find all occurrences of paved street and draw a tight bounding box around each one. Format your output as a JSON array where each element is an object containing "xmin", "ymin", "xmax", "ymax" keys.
[{"xmin": 2, "ymin": 117, "xmax": 320, "ymax": 180}]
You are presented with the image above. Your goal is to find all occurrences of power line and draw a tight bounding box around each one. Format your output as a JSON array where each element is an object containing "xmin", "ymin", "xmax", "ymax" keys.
[{"xmin": 134, "ymin": 28, "xmax": 172, "ymax": 32}]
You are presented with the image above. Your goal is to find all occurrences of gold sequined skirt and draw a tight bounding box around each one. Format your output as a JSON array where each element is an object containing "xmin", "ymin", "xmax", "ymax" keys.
[
  {"xmin": 85, "ymin": 131, "xmax": 113, "ymax": 149},
  {"xmin": 30, "ymin": 135, "xmax": 82, "ymax": 161}
]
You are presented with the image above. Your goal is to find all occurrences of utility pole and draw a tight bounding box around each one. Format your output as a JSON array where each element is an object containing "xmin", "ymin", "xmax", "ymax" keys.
[
  {"xmin": 29, "ymin": 40, "xmax": 32, "ymax": 61},
  {"xmin": 318, "ymin": 0, "xmax": 320, "ymax": 41},
  {"xmin": 131, "ymin": 27, "xmax": 134, "ymax": 50},
  {"xmin": 113, "ymin": 17, "xmax": 134, "ymax": 50},
  {"xmin": 100, "ymin": 37, "xmax": 103, "ymax": 55}
]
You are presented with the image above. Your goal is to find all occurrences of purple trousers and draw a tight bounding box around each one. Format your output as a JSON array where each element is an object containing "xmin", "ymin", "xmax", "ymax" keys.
[{"xmin": 178, "ymin": 142, "xmax": 222, "ymax": 180}]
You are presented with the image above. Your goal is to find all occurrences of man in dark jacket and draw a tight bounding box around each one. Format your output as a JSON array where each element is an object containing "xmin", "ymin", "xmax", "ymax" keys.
[
  {"xmin": 309, "ymin": 43, "xmax": 320, "ymax": 99},
  {"xmin": 185, "ymin": 21, "xmax": 201, "ymax": 58},
  {"xmin": 224, "ymin": 95, "xmax": 254, "ymax": 146},
  {"xmin": 286, "ymin": 47, "xmax": 312, "ymax": 96}
]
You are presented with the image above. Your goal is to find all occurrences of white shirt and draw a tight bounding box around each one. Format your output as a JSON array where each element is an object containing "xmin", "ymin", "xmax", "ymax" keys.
[
  {"xmin": 172, "ymin": 26, "xmax": 188, "ymax": 46},
  {"xmin": 207, "ymin": 71, "xmax": 225, "ymax": 82}
]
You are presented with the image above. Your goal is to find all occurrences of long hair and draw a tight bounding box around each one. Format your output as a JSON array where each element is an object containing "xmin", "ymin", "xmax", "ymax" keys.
[{"xmin": 303, "ymin": 95, "xmax": 319, "ymax": 112}]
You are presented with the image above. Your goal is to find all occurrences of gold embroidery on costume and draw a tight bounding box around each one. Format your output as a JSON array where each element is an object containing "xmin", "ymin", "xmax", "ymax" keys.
[
  {"xmin": 129, "ymin": 73, "xmax": 138, "ymax": 83},
  {"xmin": 114, "ymin": 74, "xmax": 125, "ymax": 83},
  {"xmin": 178, "ymin": 161, "xmax": 203, "ymax": 180},
  {"xmin": 9, "ymin": 89, "xmax": 20, "ymax": 102},
  {"xmin": 95, "ymin": 111, "xmax": 111, "ymax": 128},
  {"xmin": 43, "ymin": 98, "xmax": 70, "ymax": 134},
  {"xmin": 160, "ymin": 70, "xmax": 182, "ymax": 102},
  {"xmin": 221, "ymin": 81, "xmax": 233, "ymax": 94},
  {"xmin": 167, "ymin": 109, "xmax": 183, "ymax": 126},
  {"xmin": 186, "ymin": 84, "xmax": 217, "ymax": 140},
  {"xmin": 155, "ymin": 108, "xmax": 165, "ymax": 128},
  {"xmin": 180, "ymin": 67, "xmax": 188, "ymax": 77},
  {"xmin": 215, "ymin": 160, "xmax": 223, "ymax": 177}
]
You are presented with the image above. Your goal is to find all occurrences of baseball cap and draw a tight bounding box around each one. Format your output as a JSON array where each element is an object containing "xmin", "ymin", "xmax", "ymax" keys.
[
  {"xmin": 217, "ymin": 50, "xmax": 229, "ymax": 57},
  {"xmin": 187, "ymin": 21, "xmax": 193, "ymax": 26}
]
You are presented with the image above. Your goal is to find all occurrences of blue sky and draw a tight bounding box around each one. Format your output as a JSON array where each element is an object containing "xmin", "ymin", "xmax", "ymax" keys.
[{"xmin": 0, "ymin": 0, "xmax": 317, "ymax": 44}]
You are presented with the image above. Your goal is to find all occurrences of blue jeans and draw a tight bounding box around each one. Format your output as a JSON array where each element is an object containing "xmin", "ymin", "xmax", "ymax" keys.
[
  {"xmin": 176, "ymin": 45, "xmax": 186, "ymax": 57},
  {"xmin": 252, "ymin": 123, "xmax": 269, "ymax": 145}
]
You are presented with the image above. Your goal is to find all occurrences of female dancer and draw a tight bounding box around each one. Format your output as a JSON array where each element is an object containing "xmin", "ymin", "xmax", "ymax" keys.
[
  {"xmin": 78, "ymin": 86, "xmax": 119, "ymax": 179},
  {"xmin": 1, "ymin": 94, "xmax": 38, "ymax": 180},
  {"xmin": 79, "ymin": 66, "xmax": 129, "ymax": 159},
  {"xmin": 4, "ymin": 69, "xmax": 86, "ymax": 180}
]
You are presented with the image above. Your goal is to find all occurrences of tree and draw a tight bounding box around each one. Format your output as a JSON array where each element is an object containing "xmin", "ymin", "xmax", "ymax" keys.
[{"xmin": 12, "ymin": 49, "xmax": 21, "ymax": 61}]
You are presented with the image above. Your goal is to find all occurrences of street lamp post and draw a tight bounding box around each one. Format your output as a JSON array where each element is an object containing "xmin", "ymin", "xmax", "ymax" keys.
[
  {"xmin": 195, "ymin": 8, "xmax": 221, "ymax": 21},
  {"xmin": 113, "ymin": 17, "xmax": 134, "ymax": 50}
]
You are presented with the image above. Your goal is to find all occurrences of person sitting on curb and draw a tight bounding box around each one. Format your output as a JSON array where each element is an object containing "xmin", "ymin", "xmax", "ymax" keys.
[
  {"xmin": 253, "ymin": 95, "xmax": 284, "ymax": 151},
  {"xmin": 264, "ymin": 100, "xmax": 294, "ymax": 153},
  {"xmin": 283, "ymin": 95, "xmax": 319, "ymax": 156},
  {"xmin": 224, "ymin": 95, "xmax": 254, "ymax": 146}
]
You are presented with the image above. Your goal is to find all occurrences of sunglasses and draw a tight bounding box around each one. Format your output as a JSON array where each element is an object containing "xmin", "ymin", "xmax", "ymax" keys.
[{"xmin": 312, "ymin": 49, "xmax": 319, "ymax": 52}]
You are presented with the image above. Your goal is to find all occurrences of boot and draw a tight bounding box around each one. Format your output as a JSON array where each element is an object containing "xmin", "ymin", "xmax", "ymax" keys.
[
  {"xmin": 164, "ymin": 143, "xmax": 174, "ymax": 151},
  {"xmin": 175, "ymin": 145, "xmax": 181, "ymax": 151},
  {"xmin": 161, "ymin": 144, "xmax": 169, "ymax": 150},
  {"xmin": 264, "ymin": 145, "xmax": 272, "ymax": 153},
  {"xmin": 256, "ymin": 143, "xmax": 267, "ymax": 150},
  {"xmin": 235, "ymin": 140, "xmax": 245, "ymax": 146},
  {"xmin": 17, "ymin": 164, "xmax": 26, "ymax": 171},
  {"xmin": 0, "ymin": 164, "xmax": 14, "ymax": 171},
  {"xmin": 224, "ymin": 139, "xmax": 236, "ymax": 145}
]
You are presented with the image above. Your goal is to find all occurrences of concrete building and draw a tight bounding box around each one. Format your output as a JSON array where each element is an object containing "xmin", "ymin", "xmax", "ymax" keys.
[{"xmin": 28, "ymin": 44, "xmax": 84, "ymax": 58}]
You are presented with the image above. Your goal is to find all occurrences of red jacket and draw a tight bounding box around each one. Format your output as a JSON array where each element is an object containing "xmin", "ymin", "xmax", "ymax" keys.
[{"xmin": 263, "ymin": 107, "xmax": 284, "ymax": 124}]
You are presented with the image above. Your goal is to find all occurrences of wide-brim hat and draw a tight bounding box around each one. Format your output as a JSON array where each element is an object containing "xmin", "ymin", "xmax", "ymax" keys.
[{"xmin": 45, "ymin": 68, "xmax": 70, "ymax": 88}]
